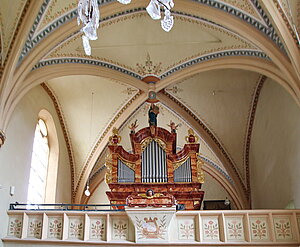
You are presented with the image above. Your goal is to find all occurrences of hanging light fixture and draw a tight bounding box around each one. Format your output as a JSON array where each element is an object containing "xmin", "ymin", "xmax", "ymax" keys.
[
  {"xmin": 78, "ymin": 0, "xmax": 175, "ymax": 55},
  {"xmin": 77, "ymin": 0, "xmax": 100, "ymax": 55},
  {"xmin": 85, "ymin": 185, "xmax": 91, "ymax": 197},
  {"xmin": 117, "ymin": 0, "xmax": 175, "ymax": 32}
]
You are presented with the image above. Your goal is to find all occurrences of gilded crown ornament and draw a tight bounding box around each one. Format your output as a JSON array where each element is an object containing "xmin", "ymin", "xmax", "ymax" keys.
[
  {"xmin": 185, "ymin": 128, "xmax": 199, "ymax": 143},
  {"xmin": 109, "ymin": 127, "xmax": 122, "ymax": 145}
]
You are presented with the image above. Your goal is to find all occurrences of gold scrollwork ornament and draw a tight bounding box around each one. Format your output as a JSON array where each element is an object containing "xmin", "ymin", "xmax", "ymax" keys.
[
  {"xmin": 105, "ymin": 154, "xmax": 113, "ymax": 183},
  {"xmin": 197, "ymin": 155, "xmax": 205, "ymax": 183}
]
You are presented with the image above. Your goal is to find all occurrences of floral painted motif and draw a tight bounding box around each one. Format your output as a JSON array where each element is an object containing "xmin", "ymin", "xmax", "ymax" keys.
[
  {"xmin": 90, "ymin": 218, "xmax": 105, "ymax": 240},
  {"xmin": 203, "ymin": 219, "xmax": 219, "ymax": 240},
  {"xmin": 250, "ymin": 217, "xmax": 269, "ymax": 241},
  {"xmin": 69, "ymin": 217, "xmax": 84, "ymax": 240},
  {"xmin": 135, "ymin": 215, "xmax": 167, "ymax": 240},
  {"xmin": 27, "ymin": 217, "xmax": 42, "ymax": 239},
  {"xmin": 8, "ymin": 217, "xmax": 22, "ymax": 238},
  {"xmin": 178, "ymin": 219, "xmax": 195, "ymax": 240},
  {"xmin": 112, "ymin": 219, "xmax": 128, "ymax": 240},
  {"xmin": 226, "ymin": 217, "xmax": 244, "ymax": 241},
  {"xmin": 48, "ymin": 217, "xmax": 62, "ymax": 239},
  {"xmin": 274, "ymin": 217, "xmax": 292, "ymax": 240}
]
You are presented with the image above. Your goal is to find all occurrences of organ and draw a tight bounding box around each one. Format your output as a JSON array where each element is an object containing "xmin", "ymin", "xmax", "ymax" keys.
[{"xmin": 105, "ymin": 104, "xmax": 205, "ymax": 210}]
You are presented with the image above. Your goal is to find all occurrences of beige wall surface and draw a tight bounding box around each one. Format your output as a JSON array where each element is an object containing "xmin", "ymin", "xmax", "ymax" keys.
[
  {"xmin": 250, "ymin": 79, "xmax": 300, "ymax": 209},
  {"xmin": 0, "ymin": 85, "xmax": 71, "ymax": 246}
]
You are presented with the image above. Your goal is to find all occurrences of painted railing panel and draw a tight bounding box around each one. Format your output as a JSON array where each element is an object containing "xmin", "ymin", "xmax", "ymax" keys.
[{"xmin": 3, "ymin": 209, "xmax": 300, "ymax": 246}]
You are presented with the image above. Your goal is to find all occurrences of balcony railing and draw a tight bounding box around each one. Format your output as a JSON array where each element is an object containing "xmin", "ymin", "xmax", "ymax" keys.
[{"xmin": 3, "ymin": 203, "xmax": 300, "ymax": 246}]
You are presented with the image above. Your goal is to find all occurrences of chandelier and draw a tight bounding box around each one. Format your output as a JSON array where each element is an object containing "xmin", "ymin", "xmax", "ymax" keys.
[{"xmin": 78, "ymin": 0, "xmax": 174, "ymax": 55}]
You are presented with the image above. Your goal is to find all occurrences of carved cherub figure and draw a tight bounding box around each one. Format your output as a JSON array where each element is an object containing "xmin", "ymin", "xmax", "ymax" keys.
[
  {"xmin": 167, "ymin": 120, "xmax": 179, "ymax": 133},
  {"xmin": 128, "ymin": 119, "xmax": 138, "ymax": 133}
]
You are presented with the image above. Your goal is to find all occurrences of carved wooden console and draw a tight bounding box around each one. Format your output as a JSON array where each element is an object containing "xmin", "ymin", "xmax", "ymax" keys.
[{"xmin": 106, "ymin": 125, "xmax": 205, "ymax": 210}]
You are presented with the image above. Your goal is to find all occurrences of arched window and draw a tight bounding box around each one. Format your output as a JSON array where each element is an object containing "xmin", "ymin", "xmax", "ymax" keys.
[
  {"xmin": 27, "ymin": 119, "xmax": 50, "ymax": 204},
  {"xmin": 27, "ymin": 109, "xmax": 59, "ymax": 204}
]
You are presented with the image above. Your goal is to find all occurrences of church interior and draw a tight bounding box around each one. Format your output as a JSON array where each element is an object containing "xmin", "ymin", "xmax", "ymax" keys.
[{"xmin": 0, "ymin": 0, "xmax": 300, "ymax": 246}]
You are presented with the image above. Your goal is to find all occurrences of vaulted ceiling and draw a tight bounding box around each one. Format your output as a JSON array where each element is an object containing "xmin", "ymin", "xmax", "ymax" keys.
[{"xmin": 0, "ymin": 0, "xmax": 299, "ymax": 209}]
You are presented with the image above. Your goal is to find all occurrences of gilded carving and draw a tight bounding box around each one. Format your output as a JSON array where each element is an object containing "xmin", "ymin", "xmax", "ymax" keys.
[
  {"xmin": 141, "ymin": 137, "xmax": 166, "ymax": 152},
  {"xmin": 118, "ymin": 156, "xmax": 135, "ymax": 170},
  {"xmin": 105, "ymin": 154, "xmax": 113, "ymax": 184},
  {"xmin": 197, "ymin": 155, "xmax": 205, "ymax": 183},
  {"xmin": 173, "ymin": 156, "xmax": 189, "ymax": 170},
  {"xmin": 185, "ymin": 128, "xmax": 199, "ymax": 144},
  {"xmin": 109, "ymin": 127, "xmax": 122, "ymax": 145}
]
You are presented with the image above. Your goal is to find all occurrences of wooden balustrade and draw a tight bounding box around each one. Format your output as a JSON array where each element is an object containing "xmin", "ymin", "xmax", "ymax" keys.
[{"xmin": 3, "ymin": 209, "xmax": 300, "ymax": 246}]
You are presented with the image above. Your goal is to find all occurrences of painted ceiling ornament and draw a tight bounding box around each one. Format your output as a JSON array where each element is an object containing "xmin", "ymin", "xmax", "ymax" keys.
[{"xmin": 77, "ymin": 0, "xmax": 100, "ymax": 55}]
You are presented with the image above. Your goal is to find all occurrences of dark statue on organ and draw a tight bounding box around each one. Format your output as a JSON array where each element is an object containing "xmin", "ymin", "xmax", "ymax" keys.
[
  {"xmin": 148, "ymin": 103, "xmax": 159, "ymax": 126},
  {"xmin": 106, "ymin": 103, "xmax": 205, "ymax": 210}
]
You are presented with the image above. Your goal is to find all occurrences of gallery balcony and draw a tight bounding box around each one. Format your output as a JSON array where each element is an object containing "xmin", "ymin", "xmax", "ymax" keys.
[{"xmin": 2, "ymin": 203, "xmax": 300, "ymax": 246}]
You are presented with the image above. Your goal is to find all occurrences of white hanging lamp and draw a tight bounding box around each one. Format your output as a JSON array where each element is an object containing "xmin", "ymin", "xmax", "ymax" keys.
[
  {"xmin": 77, "ymin": 0, "xmax": 100, "ymax": 55},
  {"xmin": 78, "ymin": 0, "xmax": 175, "ymax": 55}
]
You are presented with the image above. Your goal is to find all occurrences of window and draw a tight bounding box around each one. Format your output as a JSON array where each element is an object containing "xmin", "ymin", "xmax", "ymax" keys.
[{"xmin": 27, "ymin": 119, "xmax": 50, "ymax": 204}]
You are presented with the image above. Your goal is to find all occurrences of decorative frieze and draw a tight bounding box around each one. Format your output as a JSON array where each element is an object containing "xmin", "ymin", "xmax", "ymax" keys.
[
  {"xmin": 47, "ymin": 216, "xmax": 63, "ymax": 240},
  {"xmin": 225, "ymin": 216, "xmax": 245, "ymax": 241},
  {"xmin": 126, "ymin": 207, "xmax": 176, "ymax": 243},
  {"xmin": 7, "ymin": 215, "xmax": 23, "ymax": 238},
  {"xmin": 68, "ymin": 216, "xmax": 84, "ymax": 240},
  {"xmin": 4, "ymin": 210, "xmax": 300, "ymax": 245},
  {"xmin": 249, "ymin": 216, "xmax": 269, "ymax": 241},
  {"xmin": 178, "ymin": 217, "xmax": 195, "ymax": 240},
  {"xmin": 27, "ymin": 215, "xmax": 43, "ymax": 239},
  {"xmin": 201, "ymin": 216, "xmax": 220, "ymax": 241},
  {"xmin": 273, "ymin": 216, "xmax": 293, "ymax": 241},
  {"xmin": 112, "ymin": 218, "xmax": 128, "ymax": 240},
  {"xmin": 89, "ymin": 217, "xmax": 106, "ymax": 241}
]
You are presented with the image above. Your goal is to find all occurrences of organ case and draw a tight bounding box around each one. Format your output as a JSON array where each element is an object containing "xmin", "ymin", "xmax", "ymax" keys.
[{"xmin": 106, "ymin": 125, "xmax": 205, "ymax": 210}]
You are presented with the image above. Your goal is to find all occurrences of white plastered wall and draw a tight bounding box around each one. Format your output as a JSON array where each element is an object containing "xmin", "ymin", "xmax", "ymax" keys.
[
  {"xmin": 0, "ymin": 85, "xmax": 71, "ymax": 246},
  {"xmin": 250, "ymin": 78, "xmax": 300, "ymax": 209}
]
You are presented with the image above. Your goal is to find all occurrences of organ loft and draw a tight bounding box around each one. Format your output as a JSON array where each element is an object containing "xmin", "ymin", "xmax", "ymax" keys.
[{"xmin": 105, "ymin": 101, "xmax": 205, "ymax": 210}]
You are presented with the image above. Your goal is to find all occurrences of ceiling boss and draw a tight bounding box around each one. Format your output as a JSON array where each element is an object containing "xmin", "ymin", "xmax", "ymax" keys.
[{"xmin": 77, "ymin": 0, "xmax": 175, "ymax": 55}]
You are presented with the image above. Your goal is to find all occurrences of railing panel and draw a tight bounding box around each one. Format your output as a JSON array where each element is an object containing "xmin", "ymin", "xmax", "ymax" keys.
[{"xmin": 4, "ymin": 209, "xmax": 300, "ymax": 246}]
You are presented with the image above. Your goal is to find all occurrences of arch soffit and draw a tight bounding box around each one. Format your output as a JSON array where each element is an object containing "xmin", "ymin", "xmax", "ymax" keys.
[
  {"xmin": 4, "ymin": 54, "xmax": 291, "ymax": 131},
  {"xmin": 1, "ymin": 63, "xmax": 148, "ymax": 130},
  {"xmin": 157, "ymin": 56, "xmax": 300, "ymax": 107},
  {"xmin": 5, "ymin": 54, "xmax": 297, "ymax": 131},
  {"xmin": 11, "ymin": 0, "xmax": 299, "ymax": 101}
]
